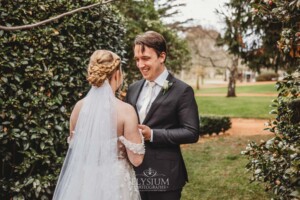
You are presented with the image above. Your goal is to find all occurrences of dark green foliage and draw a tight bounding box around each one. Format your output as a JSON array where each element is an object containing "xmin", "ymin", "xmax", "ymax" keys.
[
  {"xmin": 199, "ymin": 116, "xmax": 232, "ymax": 136},
  {"xmin": 242, "ymin": 1, "xmax": 300, "ymax": 198},
  {"xmin": 256, "ymin": 72, "xmax": 279, "ymax": 82},
  {"xmin": 0, "ymin": 1, "xmax": 126, "ymax": 199},
  {"xmin": 242, "ymin": 72, "xmax": 300, "ymax": 199},
  {"xmin": 287, "ymin": 98, "xmax": 300, "ymax": 124}
]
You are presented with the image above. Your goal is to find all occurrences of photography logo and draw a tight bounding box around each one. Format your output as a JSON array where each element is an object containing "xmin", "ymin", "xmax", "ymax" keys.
[{"xmin": 136, "ymin": 168, "xmax": 169, "ymax": 191}]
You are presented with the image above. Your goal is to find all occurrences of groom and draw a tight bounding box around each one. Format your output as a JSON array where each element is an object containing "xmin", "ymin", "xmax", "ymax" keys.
[{"xmin": 126, "ymin": 31, "xmax": 200, "ymax": 200}]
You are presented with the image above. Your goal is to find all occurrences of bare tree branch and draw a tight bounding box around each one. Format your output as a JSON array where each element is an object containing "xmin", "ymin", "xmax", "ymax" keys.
[
  {"xmin": 185, "ymin": 26, "xmax": 219, "ymax": 40},
  {"xmin": 0, "ymin": 0, "xmax": 116, "ymax": 31},
  {"xmin": 166, "ymin": 18, "xmax": 193, "ymax": 30},
  {"xmin": 197, "ymin": 54, "xmax": 224, "ymax": 68}
]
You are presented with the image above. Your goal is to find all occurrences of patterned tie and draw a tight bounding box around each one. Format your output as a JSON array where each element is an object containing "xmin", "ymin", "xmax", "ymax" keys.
[{"xmin": 139, "ymin": 81, "xmax": 156, "ymax": 123}]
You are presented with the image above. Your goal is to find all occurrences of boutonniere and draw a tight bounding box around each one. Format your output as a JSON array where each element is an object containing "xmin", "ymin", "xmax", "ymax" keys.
[{"xmin": 162, "ymin": 80, "xmax": 173, "ymax": 95}]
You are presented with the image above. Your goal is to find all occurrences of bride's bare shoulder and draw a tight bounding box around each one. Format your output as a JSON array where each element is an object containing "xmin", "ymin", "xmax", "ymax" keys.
[
  {"xmin": 116, "ymin": 99, "xmax": 136, "ymax": 115},
  {"xmin": 73, "ymin": 98, "xmax": 84, "ymax": 110}
]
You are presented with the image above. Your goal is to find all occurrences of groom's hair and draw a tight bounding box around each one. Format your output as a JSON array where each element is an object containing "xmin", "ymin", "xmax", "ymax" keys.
[{"xmin": 134, "ymin": 31, "xmax": 167, "ymax": 61}]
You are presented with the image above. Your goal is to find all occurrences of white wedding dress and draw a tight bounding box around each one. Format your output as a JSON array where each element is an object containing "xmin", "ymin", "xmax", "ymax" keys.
[
  {"xmin": 52, "ymin": 81, "xmax": 144, "ymax": 200},
  {"xmin": 117, "ymin": 136, "xmax": 144, "ymax": 200}
]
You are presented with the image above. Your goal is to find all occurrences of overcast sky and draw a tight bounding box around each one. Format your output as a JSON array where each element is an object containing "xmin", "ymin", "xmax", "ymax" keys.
[{"xmin": 167, "ymin": 0, "xmax": 229, "ymax": 32}]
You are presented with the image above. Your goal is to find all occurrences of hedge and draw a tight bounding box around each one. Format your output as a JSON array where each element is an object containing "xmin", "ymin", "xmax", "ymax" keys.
[
  {"xmin": 242, "ymin": 71, "xmax": 300, "ymax": 199},
  {"xmin": 0, "ymin": 1, "xmax": 126, "ymax": 199},
  {"xmin": 199, "ymin": 116, "xmax": 232, "ymax": 136},
  {"xmin": 256, "ymin": 72, "xmax": 279, "ymax": 82}
]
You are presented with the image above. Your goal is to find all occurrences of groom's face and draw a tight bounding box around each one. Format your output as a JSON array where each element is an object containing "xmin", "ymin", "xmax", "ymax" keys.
[{"xmin": 134, "ymin": 44, "xmax": 165, "ymax": 81}]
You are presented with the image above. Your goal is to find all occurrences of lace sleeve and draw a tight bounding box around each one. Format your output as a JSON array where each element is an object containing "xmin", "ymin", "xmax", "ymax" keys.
[{"xmin": 118, "ymin": 135, "xmax": 145, "ymax": 155}]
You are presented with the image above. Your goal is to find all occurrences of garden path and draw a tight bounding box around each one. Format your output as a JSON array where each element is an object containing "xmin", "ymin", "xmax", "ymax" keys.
[
  {"xmin": 196, "ymin": 93, "xmax": 276, "ymax": 96},
  {"xmin": 227, "ymin": 118, "xmax": 273, "ymax": 136}
]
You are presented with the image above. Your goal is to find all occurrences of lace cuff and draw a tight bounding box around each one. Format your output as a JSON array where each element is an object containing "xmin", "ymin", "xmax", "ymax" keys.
[{"xmin": 118, "ymin": 136, "xmax": 145, "ymax": 155}]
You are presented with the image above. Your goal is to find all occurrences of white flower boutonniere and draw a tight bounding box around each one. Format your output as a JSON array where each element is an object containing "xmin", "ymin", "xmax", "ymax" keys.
[{"xmin": 162, "ymin": 80, "xmax": 173, "ymax": 95}]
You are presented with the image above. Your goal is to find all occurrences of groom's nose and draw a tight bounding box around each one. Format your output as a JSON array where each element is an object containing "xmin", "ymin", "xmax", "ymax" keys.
[{"xmin": 137, "ymin": 60, "xmax": 145, "ymax": 69}]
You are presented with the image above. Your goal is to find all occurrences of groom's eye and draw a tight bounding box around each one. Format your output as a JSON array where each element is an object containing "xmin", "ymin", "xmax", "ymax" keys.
[{"xmin": 141, "ymin": 56, "xmax": 150, "ymax": 60}]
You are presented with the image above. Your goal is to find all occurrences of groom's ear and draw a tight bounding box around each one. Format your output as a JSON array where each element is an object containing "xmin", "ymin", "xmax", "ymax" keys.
[{"xmin": 159, "ymin": 52, "xmax": 166, "ymax": 63}]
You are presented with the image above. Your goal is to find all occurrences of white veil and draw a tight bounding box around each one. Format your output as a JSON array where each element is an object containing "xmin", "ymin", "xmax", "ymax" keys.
[{"xmin": 53, "ymin": 81, "xmax": 120, "ymax": 200}]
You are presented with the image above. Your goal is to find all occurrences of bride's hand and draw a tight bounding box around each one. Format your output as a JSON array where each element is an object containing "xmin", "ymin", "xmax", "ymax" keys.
[{"xmin": 67, "ymin": 131, "xmax": 75, "ymax": 144}]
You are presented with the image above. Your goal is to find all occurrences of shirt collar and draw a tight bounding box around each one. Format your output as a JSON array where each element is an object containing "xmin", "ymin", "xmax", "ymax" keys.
[{"xmin": 145, "ymin": 68, "xmax": 169, "ymax": 87}]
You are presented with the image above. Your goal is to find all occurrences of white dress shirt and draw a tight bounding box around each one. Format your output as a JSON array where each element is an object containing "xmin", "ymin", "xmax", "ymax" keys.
[{"xmin": 137, "ymin": 68, "xmax": 169, "ymax": 142}]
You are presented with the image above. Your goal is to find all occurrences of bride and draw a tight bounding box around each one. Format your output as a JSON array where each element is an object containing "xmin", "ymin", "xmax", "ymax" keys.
[{"xmin": 52, "ymin": 50, "xmax": 145, "ymax": 200}]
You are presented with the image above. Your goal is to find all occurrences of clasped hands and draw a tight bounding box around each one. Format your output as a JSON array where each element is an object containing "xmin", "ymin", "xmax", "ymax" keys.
[{"xmin": 138, "ymin": 124, "xmax": 151, "ymax": 141}]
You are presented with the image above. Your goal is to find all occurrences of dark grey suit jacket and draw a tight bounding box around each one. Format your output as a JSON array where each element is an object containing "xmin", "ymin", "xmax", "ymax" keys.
[{"xmin": 126, "ymin": 73, "xmax": 200, "ymax": 191}]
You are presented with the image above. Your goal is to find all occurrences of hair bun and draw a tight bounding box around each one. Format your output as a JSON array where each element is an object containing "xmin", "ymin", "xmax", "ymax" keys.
[{"xmin": 87, "ymin": 50, "xmax": 120, "ymax": 87}]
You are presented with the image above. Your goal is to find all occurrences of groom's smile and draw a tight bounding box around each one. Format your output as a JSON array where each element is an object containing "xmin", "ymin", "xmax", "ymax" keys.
[{"xmin": 134, "ymin": 44, "xmax": 166, "ymax": 81}]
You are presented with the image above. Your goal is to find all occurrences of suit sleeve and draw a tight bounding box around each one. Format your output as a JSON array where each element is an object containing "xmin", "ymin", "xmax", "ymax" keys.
[{"xmin": 152, "ymin": 86, "xmax": 200, "ymax": 145}]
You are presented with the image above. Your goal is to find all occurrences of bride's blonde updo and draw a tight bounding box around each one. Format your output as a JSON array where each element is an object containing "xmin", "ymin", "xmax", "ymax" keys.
[{"xmin": 87, "ymin": 50, "xmax": 121, "ymax": 87}]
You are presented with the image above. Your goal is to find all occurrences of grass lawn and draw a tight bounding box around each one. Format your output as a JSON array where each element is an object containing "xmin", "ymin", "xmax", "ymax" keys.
[
  {"xmin": 196, "ymin": 96, "xmax": 276, "ymax": 119},
  {"xmin": 182, "ymin": 134, "xmax": 274, "ymax": 200},
  {"xmin": 195, "ymin": 83, "xmax": 277, "ymax": 94}
]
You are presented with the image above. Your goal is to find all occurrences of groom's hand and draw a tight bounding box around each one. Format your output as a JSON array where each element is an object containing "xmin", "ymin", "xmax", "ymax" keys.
[{"xmin": 138, "ymin": 124, "xmax": 151, "ymax": 141}]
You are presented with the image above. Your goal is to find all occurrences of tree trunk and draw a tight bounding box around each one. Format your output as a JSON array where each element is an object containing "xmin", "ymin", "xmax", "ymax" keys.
[
  {"xmin": 201, "ymin": 75, "xmax": 204, "ymax": 85},
  {"xmin": 227, "ymin": 57, "xmax": 238, "ymax": 97},
  {"xmin": 196, "ymin": 75, "xmax": 200, "ymax": 90}
]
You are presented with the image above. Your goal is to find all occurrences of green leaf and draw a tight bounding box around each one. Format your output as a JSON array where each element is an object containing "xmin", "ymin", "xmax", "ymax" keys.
[
  {"xmin": 54, "ymin": 125, "xmax": 63, "ymax": 131},
  {"xmin": 23, "ymin": 142, "xmax": 30, "ymax": 150},
  {"xmin": 290, "ymin": 190, "xmax": 300, "ymax": 198},
  {"xmin": 40, "ymin": 128, "xmax": 48, "ymax": 135},
  {"xmin": 1, "ymin": 77, "xmax": 8, "ymax": 83},
  {"xmin": 9, "ymin": 62, "xmax": 15, "ymax": 67},
  {"xmin": 40, "ymin": 142, "xmax": 45, "ymax": 150},
  {"xmin": 25, "ymin": 177, "xmax": 34, "ymax": 186},
  {"xmin": 31, "ymin": 134, "xmax": 39, "ymax": 139},
  {"xmin": 21, "ymin": 60, "xmax": 29, "ymax": 65}
]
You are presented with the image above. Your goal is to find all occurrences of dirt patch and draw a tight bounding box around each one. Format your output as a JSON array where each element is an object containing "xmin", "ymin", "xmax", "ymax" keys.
[
  {"xmin": 201, "ymin": 81, "xmax": 277, "ymax": 88},
  {"xmin": 227, "ymin": 118, "xmax": 273, "ymax": 136},
  {"xmin": 195, "ymin": 93, "xmax": 277, "ymax": 97}
]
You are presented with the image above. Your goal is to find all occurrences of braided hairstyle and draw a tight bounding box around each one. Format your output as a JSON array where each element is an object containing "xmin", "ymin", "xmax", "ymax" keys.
[{"xmin": 87, "ymin": 50, "xmax": 121, "ymax": 87}]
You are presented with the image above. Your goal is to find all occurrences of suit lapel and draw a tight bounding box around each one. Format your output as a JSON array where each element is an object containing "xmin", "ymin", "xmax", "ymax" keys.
[{"xmin": 143, "ymin": 73, "xmax": 176, "ymax": 124}]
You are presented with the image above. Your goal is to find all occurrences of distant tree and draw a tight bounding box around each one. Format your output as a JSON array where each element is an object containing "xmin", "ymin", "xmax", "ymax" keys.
[
  {"xmin": 217, "ymin": 0, "xmax": 299, "ymax": 76},
  {"xmin": 249, "ymin": 0, "xmax": 300, "ymax": 73},
  {"xmin": 217, "ymin": 0, "xmax": 299, "ymax": 96},
  {"xmin": 184, "ymin": 26, "xmax": 230, "ymax": 89},
  {"xmin": 216, "ymin": 0, "xmax": 248, "ymax": 97}
]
